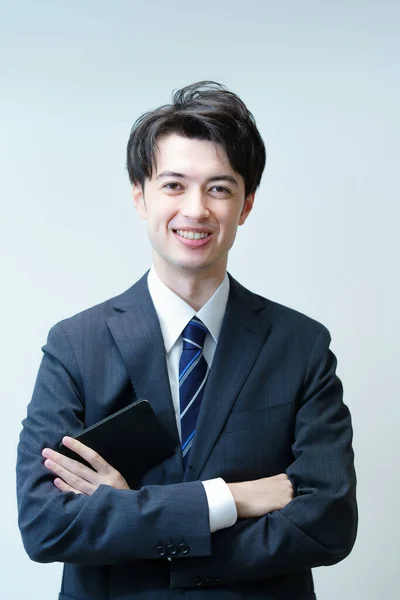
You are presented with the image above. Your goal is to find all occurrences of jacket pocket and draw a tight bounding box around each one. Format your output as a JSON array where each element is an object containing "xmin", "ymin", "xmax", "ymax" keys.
[{"xmin": 224, "ymin": 402, "xmax": 293, "ymax": 433}]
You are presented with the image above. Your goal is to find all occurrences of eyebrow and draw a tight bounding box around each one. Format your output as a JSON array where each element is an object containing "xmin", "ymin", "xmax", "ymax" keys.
[{"xmin": 156, "ymin": 171, "xmax": 239, "ymax": 187}]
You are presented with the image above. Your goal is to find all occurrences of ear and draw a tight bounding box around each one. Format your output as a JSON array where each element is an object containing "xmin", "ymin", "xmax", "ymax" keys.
[
  {"xmin": 132, "ymin": 183, "xmax": 147, "ymax": 220},
  {"xmin": 238, "ymin": 193, "xmax": 255, "ymax": 226}
]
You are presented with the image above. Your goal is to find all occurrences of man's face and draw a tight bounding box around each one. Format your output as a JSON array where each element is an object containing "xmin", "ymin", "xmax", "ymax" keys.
[{"xmin": 133, "ymin": 134, "xmax": 254, "ymax": 280}]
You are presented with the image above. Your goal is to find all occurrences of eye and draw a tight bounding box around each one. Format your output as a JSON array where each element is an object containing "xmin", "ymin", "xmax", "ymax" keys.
[
  {"xmin": 163, "ymin": 182, "xmax": 183, "ymax": 191},
  {"xmin": 210, "ymin": 185, "xmax": 231, "ymax": 195}
]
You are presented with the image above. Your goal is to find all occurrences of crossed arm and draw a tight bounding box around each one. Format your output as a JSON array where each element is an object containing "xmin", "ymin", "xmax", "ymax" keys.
[{"xmin": 42, "ymin": 435, "xmax": 294, "ymax": 517}]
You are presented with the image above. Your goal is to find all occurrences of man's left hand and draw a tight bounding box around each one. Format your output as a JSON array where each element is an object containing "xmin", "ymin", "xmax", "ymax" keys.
[{"xmin": 42, "ymin": 437, "xmax": 130, "ymax": 495}]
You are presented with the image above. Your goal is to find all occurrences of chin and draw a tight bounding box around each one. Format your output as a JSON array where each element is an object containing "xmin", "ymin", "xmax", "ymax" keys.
[
  {"xmin": 177, "ymin": 262, "xmax": 209, "ymax": 272},
  {"xmin": 170, "ymin": 257, "xmax": 212, "ymax": 272}
]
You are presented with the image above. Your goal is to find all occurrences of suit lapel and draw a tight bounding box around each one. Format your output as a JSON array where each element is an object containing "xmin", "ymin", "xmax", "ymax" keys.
[
  {"xmin": 185, "ymin": 277, "xmax": 272, "ymax": 481},
  {"xmin": 106, "ymin": 274, "xmax": 183, "ymax": 477}
]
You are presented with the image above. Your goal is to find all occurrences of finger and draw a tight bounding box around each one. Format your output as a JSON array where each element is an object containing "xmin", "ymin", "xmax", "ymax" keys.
[
  {"xmin": 61, "ymin": 437, "xmax": 111, "ymax": 473},
  {"xmin": 42, "ymin": 448, "xmax": 99, "ymax": 485},
  {"xmin": 53, "ymin": 477, "xmax": 82, "ymax": 495},
  {"xmin": 44, "ymin": 458, "xmax": 95, "ymax": 495}
]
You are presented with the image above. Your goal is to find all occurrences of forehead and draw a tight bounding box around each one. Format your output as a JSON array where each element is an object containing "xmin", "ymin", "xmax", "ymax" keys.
[{"xmin": 153, "ymin": 134, "xmax": 238, "ymax": 179}]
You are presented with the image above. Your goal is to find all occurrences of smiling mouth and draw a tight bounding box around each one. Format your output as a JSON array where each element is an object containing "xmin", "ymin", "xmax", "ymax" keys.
[{"xmin": 175, "ymin": 229, "xmax": 211, "ymax": 240}]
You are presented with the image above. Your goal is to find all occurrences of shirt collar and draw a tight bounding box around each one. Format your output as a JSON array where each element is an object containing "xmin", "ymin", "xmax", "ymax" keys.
[{"xmin": 147, "ymin": 267, "xmax": 230, "ymax": 353}]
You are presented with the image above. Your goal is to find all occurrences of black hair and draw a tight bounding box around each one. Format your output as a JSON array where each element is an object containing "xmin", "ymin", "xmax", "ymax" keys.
[{"xmin": 126, "ymin": 81, "xmax": 266, "ymax": 197}]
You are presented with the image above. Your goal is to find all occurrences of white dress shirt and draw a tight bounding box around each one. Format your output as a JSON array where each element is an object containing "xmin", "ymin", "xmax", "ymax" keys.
[{"xmin": 147, "ymin": 267, "xmax": 237, "ymax": 533}]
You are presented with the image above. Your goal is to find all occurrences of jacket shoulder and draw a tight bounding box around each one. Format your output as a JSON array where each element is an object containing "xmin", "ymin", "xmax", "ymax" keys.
[
  {"xmin": 232, "ymin": 276, "xmax": 330, "ymax": 340},
  {"xmin": 263, "ymin": 296, "xmax": 328, "ymax": 334},
  {"xmin": 47, "ymin": 274, "xmax": 148, "ymax": 339}
]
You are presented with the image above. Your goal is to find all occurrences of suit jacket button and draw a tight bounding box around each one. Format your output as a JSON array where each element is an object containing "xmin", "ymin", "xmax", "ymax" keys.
[
  {"xmin": 178, "ymin": 543, "xmax": 190, "ymax": 555},
  {"xmin": 156, "ymin": 545, "xmax": 166, "ymax": 557},
  {"xmin": 193, "ymin": 577, "xmax": 203, "ymax": 587},
  {"xmin": 215, "ymin": 578, "xmax": 222, "ymax": 584},
  {"xmin": 167, "ymin": 544, "xmax": 177, "ymax": 556},
  {"xmin": 205, "ymin": 577, "xmax": 214, "ymax": 586}
]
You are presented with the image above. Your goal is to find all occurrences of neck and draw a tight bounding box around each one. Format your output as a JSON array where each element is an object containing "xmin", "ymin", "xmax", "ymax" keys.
[{"xmin": 153, "ymin": 259, "xmax": 226, "ymax": 311}]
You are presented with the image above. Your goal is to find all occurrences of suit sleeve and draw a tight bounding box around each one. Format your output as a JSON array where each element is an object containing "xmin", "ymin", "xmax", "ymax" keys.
[
  {"xmin": 16, "ymin": 323, "xmax": 212, "ymax": 565},
  {"xmin": 170, "ymin": 326, "xmax": 358, "ymax": 588}
]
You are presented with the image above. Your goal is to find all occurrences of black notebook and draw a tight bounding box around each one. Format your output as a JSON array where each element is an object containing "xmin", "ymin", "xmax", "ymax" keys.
[{"xmin": 58, "ymin": 399, "xmax": 177, "ymax": 487}]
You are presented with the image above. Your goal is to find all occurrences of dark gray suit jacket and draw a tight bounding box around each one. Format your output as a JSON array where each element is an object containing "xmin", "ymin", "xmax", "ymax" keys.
[{"xmin": 16, "ymin": 273, "xmax": 357, "ymax": 599}]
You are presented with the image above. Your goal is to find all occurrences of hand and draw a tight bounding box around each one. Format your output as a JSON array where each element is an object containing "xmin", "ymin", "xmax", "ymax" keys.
[
  {"xmin": 227, "ymin": 474, "xmax": 294, "ymax": 518},
  {"xmin": 42, "ymin": 437, "xmax": 130, "ymax": 495}
]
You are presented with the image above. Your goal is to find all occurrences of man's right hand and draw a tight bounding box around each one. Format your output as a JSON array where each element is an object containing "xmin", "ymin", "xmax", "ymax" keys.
[{"xmin": 227, "ymin": 474, "xmax": 294, "ymax": 518}]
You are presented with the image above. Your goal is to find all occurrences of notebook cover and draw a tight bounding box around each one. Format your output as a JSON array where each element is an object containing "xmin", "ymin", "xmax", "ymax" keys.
[{"xmin": 58, "ymin": 399, "xmax": 177, "ymax": 487}]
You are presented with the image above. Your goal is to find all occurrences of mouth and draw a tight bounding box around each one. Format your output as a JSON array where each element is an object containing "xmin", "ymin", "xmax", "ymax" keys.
[
  {"xmin": 172, "ymin": 229, "xmax": 213, "ymax": 248},
  {"xmin": 175, "ymin": 229, "xmax": 211, "ymax": 240}
]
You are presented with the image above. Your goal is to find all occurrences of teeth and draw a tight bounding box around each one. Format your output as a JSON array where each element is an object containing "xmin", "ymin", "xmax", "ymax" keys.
[{"xmin": 176, "ymin": 230, "xmax": 210, "ymax": 240}]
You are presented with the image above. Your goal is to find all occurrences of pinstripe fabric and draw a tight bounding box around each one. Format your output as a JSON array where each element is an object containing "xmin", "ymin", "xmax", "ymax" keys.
[{"xmin": 179, "ymin": 317, "xmax": 209, "ymax": 467}]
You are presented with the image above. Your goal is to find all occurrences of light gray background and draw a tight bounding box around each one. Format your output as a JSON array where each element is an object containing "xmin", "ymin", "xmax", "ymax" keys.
[{"xmin": 1, "ymin": 1, "xmax": 399, "ymax": 598}]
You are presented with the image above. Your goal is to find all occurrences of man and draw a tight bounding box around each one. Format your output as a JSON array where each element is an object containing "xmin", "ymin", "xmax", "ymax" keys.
[{"xmin": 17, "ymin": 81, "xmax": 357, "ymax": 599}]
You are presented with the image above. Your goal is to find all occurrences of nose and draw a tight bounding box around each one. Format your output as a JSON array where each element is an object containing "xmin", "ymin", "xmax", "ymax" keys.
[{"xmin": 180, "ymin": 189, "xmax": 210, "ymax": 220}]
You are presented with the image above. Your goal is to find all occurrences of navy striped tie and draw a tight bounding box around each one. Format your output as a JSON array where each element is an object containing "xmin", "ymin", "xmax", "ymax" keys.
[{"xmin": 179, "ymin": 317, "xmax": 209, "ymax": 467}]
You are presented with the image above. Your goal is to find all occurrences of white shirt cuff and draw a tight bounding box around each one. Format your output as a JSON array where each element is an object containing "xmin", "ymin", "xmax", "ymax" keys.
[{"xmin": 202, "ymin": 477, "xmax": 238, "ymax": 533}]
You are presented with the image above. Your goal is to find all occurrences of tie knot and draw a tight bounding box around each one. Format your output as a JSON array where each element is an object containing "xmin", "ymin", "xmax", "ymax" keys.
[{"xmin": 182, "ymin": 317, "xmax": 208, "ymax": 350}]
